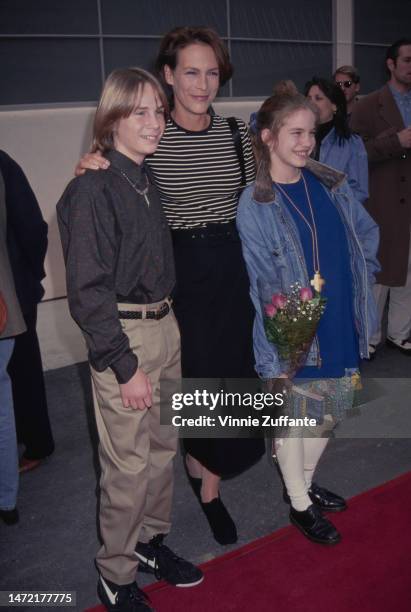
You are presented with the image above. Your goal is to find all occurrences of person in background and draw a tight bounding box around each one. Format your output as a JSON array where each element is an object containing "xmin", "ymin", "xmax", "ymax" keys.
[
  {"xmin": 76, "ymin": 26, "xmax": 265, "ymax": 547},
  {"xmin": 237, "ymin": 83, "xmax": 379, "ymax": 546},
  {"xmin": 0, "ymin": 151, "xmax": 54, "ymax": 472},
  {"xmin": 305, "ymin": 76, "xmax": 369, "ymax": 204},
  {"xmin": 333, "ymin": 65, "xmax": 361, "ymax": 117},
  {"xmin": 351, "ymin": 38, "xmax": 411, "ymax": 357},
  {"xmin": 0, "ymin": 166, "xmax": 26, "ymax": 526},
  {"xmin": 58, "ymin": 67, "xmax": 202, "ymax": 612}
]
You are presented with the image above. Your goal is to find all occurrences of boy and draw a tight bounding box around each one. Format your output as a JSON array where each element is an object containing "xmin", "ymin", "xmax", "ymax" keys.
[{"xmin": 57, "ymin": 68, "xmax": 202, "ymax": 612}]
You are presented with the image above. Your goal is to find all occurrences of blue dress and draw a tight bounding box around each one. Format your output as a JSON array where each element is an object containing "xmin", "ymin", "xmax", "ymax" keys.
[{"xmin": 277, "ymin": 168, "xmax": 359, "ymax": 379}]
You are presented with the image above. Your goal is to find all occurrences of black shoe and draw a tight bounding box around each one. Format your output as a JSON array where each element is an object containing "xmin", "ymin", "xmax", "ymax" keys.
[
  {"xmin": 185, "ymin": 460, "xmax": 237, "ymax": 546},
  {"xmin": 308, "ymin": 482, "xmax": 347, "ymax": 513},
  {"xmin": 0, "ymin": 508, "xmax": 19, "ymax": 525},
  {"xmin": 135, "ymin": 534, "xmax": 203, "ymax": 587},
  {"xmin": 290, "ymin": 504, "xmax": 341, "ymax": 545},
  {"xmin": 200, "ymin": 496, "xmax": 238, "ymax": 545},
  {"xmin": 386, "ymin": 336, "xmax": 411, "ymax": 356},
  {"xmin": 97, "ymin": 575, "xmax": 154, "ymax": 611}
]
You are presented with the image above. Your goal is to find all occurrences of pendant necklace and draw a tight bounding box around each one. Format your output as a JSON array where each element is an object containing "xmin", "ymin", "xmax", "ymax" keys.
[
  {"xmin": 275, "ymin": 173, "xmax": 325, "ymax": 293},
  {"xmin": 120, "ymin": 169, "xmax": 150, "ymax": 207}
]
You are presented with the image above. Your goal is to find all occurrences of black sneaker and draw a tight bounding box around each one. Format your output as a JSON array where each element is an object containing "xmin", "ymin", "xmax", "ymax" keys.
[
  {"xmin": 97, "ymin": 575, "xmax": 154, "ymax": 611},
  {"xmin": 135, "ymin": 534, "xmax": 203, "ymax": 588}
]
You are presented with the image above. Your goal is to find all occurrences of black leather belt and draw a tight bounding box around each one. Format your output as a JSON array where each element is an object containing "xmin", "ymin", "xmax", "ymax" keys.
[
  {"xmin": 118, "ymin": 301, "xmax": 170, "ymax": 321},
  {"xmin": 172, "ymin": 221, "xmax": 240, "ymax": 245}
]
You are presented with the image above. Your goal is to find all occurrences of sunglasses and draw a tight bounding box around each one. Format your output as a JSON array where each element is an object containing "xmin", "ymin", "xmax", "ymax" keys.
[{"xmin": 336, "ymin": 80, "xmax": 355, "ymax": 89}]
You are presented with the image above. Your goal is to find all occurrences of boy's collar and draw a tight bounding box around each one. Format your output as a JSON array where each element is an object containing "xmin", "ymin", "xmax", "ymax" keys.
[{"xmin": 105, "ymin": 149, "xmax": 145, "ymax": 185}]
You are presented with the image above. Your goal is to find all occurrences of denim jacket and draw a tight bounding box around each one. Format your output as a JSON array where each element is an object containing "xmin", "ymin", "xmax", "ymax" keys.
[
  {"xmin": 319, "ymin": 128, "xmax": 369, "ymax": 204},
  {"xmin": 236, "ymin": 159, "xmax": 380, "ymax": 379}
]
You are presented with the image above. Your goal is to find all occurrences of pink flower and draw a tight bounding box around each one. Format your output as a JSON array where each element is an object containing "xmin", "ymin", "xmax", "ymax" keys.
[
  {"xmin": 271, "ymin": 293, "xmax": 287, "ymax": 309},
  {"xmin": 265, "ymin": 303, "xmax": 277, "ymax": 318},
  {"xmin": 300, "ymin": 287, "xmax": 313, "ymax": 302}
]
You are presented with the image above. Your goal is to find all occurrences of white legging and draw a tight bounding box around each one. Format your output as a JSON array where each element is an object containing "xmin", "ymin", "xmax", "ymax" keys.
[{"xmin": 275, "ymin": 416, "xmax": 335, "ymax": 511}]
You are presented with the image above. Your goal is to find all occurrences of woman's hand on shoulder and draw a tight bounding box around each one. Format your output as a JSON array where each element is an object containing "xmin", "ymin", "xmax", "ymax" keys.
[{"xmin": 74, "ymin": 151, "xmax": 110, "ymax": 177}]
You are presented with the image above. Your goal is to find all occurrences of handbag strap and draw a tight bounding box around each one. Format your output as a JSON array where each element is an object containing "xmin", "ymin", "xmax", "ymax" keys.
[{"xmin": 227, "ymin": 116, "xmax": 246, "ymax": 188}]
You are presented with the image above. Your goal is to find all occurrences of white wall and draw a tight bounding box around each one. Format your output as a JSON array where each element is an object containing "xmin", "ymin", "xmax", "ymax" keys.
[{"xmin": 0, "ymin": 106, "xmax": 95, "ymax": 300}]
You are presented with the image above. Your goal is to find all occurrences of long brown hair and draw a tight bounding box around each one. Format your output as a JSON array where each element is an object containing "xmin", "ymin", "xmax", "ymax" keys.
[
  {"xmin": 253, "ymin": 81, "xmax": 318, "ymax": 203},
  {"xmin": 92, "ymin": 67, "xmax": 168, "ymax": 153}
]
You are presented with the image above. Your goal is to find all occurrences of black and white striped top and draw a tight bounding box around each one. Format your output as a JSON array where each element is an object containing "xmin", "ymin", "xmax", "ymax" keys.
[{"xmin": 146, "ymin": 115, "xmax": 256, "ymax": 230}]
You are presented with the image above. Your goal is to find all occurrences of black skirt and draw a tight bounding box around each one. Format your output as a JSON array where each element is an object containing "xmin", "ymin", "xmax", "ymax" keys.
[{"xmin": 172, "ymin": 222, "xmax": 265, "ymax": 476}]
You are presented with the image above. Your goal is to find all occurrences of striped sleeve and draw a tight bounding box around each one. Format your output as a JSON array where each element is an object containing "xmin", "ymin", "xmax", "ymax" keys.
[{"xmin": 237, "ymin": 117, "xmax": 256, "ymax": 185}]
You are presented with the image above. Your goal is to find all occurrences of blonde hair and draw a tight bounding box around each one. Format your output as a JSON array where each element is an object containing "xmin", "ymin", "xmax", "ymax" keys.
[
  {"xmin": 92, "ymin": 67, "xmax": 168, "ymax": 153},
  {"xmin": 333, "ymin": 65, "xmax": 360, "ymax": 83},
  {"xmin": 253, "ymin": 80, "xmax": 318, "ymax": 203}
]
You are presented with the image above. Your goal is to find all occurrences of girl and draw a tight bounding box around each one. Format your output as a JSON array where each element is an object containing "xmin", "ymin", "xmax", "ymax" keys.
[{"xmin": 237, "ymin": 84, "xmax": 379, "ymax": 544}]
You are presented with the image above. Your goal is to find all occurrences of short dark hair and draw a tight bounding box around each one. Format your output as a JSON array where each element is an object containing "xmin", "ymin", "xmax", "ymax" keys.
[
  {"xmin": 304, "ymin": 76, "xmax": 351, "ymax": 141},
  {"xmin": 154, "ymin": 26, "xmax": 233, "ymax": 101},
  {"xmin": 386, "ymin": 38, "xmax": 411, "ymax": 64}
]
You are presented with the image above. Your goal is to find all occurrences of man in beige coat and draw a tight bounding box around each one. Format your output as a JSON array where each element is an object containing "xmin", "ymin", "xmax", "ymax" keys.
[
  {"xmin": 351, "ymin": 38, "xmax": 411, "ymax": 356},
  {"xmin": 0, "ymin": 169, "xmax": 26, "ymax": 524}
]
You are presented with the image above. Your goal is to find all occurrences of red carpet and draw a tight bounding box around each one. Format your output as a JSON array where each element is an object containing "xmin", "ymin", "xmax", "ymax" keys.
[{"xmin": 86, "ymin": 471, "xmax": 411, "ymax": 612}]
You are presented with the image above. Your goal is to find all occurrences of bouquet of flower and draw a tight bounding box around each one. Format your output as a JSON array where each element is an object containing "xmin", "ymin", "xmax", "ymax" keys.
[{"xmin": 264, "ymin": 283, "xmax": 327, "ymax": 376}]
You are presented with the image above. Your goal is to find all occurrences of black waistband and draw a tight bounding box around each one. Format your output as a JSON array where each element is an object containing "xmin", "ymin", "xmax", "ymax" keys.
[{"xmin": 171, "ymin": 221, "xmax": 240, "ymax": 245}]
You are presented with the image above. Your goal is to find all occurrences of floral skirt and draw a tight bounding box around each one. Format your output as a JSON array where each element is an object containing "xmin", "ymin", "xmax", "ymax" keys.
[{"xmin": 271, "ymin": 371, "xmax": 361, "ymax": 439}]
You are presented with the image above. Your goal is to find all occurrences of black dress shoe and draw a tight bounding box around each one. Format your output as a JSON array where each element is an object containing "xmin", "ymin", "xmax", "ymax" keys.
[
  {"xmin": 290, "ymin": 504, "xmax": 341, "ymax": 545},
  {"xmin": 0, "ymin": 507, "xmax": 19, "ymax": 525},
  {"xmin": 308, "ymin": 482, "xmax": 347, "ymax": 512}
]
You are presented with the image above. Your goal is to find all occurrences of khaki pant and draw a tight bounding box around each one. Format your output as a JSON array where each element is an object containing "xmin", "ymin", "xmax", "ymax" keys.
[{"xmin": 91, "ymin": 303, "xmax": 180, "ymax": 584}]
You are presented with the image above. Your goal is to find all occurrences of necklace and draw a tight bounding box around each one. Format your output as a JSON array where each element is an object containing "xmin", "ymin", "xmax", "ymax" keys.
[
  {"xmin": 119, "ymin": 170, "xmax": 150, "ymax": 207},
  {"xmin": 275, "ymin": 174, "xmax": 325, "ymax": 293}
]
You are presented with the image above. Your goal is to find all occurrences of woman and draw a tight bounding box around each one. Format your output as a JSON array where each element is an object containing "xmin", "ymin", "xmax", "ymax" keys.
[
  {"xmin": 305, "ymin": 76, "xmax": 369, "ymax": 204},
  {"xmin": 237, "ymin": 84, "xmax": 379, "ymax": 544},
  {"xmin": 76, "ymin": 27, "xmax": 264, "ymax": 545}
]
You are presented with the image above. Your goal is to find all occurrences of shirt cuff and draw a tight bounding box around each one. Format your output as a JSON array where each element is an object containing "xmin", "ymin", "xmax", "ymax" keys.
[
  {"xmin": 257, "ymin": 366, "xmax": 281, "ymax": 380},
  {"xmin": 111, "ymin": 351, "xmax": 138, "ymax": 384}
]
